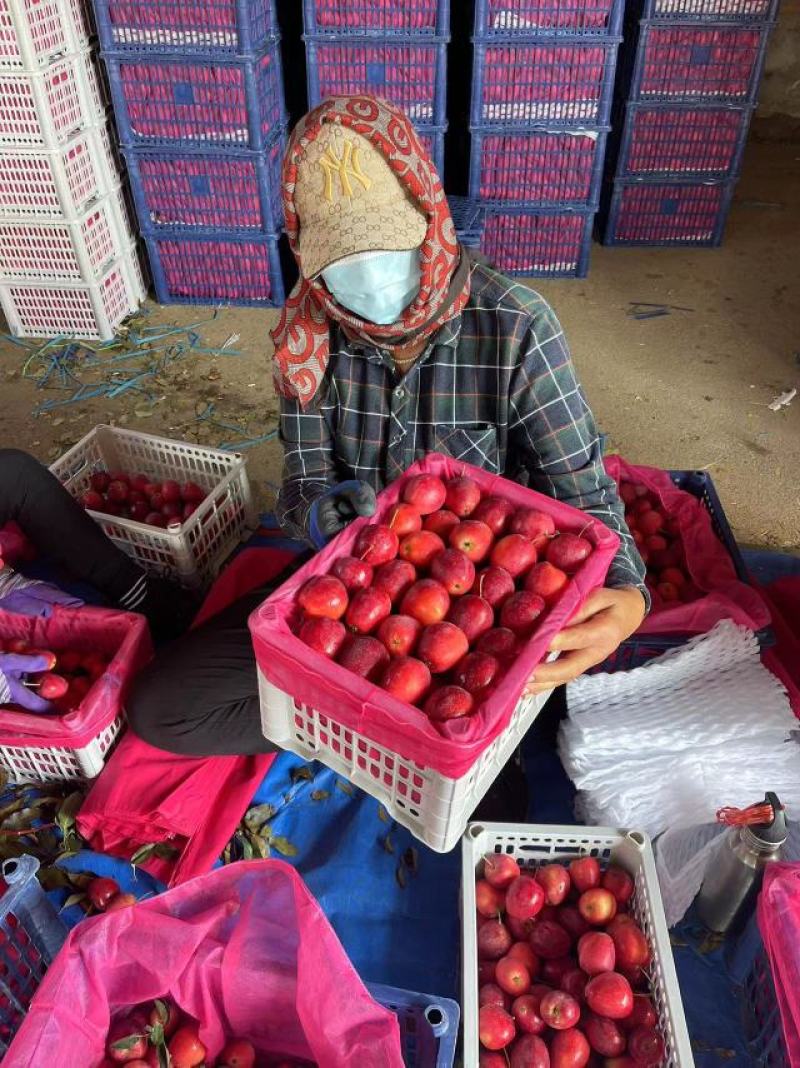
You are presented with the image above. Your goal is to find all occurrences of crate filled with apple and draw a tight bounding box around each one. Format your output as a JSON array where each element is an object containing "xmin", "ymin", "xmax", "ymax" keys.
[
  {"xmin": 78, "ymin": 469, "xmax": 207, "ymax": 528},
  {"xmin": 463, "ymin": 823, "xmax": 693, "ymax": 1068}
]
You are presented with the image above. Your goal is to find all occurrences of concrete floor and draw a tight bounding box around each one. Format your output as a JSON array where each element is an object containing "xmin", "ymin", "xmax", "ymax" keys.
[{"xmin": 1, "ymin": 141, "xmax": 798, "ymax": 552}]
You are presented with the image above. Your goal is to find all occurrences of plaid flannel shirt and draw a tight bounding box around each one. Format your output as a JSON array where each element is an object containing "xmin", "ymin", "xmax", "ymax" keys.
[{"xmin": 277, "ymin": 262, "xmax": 647, "ymax": 600}]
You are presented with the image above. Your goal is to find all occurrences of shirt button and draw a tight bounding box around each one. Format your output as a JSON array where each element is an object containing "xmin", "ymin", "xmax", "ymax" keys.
[{"xmin": 395, "ymin": 387, "xmax": 404, "ymax": 399}]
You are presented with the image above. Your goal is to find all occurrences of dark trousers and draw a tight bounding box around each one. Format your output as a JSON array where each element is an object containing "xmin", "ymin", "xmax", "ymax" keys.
[{"xmin": 0, "ymin": 448, "xmax": 142, "ymax": 602}]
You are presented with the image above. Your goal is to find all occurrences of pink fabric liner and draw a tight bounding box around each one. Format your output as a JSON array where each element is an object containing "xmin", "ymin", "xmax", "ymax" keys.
[{"xmin": 758, "ymin": 864, "xmax": 800, "ymax": 1068}]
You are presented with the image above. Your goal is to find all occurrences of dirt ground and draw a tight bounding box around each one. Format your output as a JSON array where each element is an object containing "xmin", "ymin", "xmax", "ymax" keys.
[{"xmin": 1, "ymin": 141, "xmax": 798, "ymax": 552}]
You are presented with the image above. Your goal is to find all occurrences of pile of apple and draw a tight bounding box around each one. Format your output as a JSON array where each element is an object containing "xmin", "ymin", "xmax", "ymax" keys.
[
  {"xmin": 621, "ymin": 482, "xmax": 700, "ymax": 611},
  {"xmin": 0, "ymin": 637, "xmax": 109, "ymax": 714},
  {"xmin": 295, "ymin": 473, "xmax": 594, "ymax": 725},
  {"xmin": 475, "ymin": 854, "xmax": 666, "ymax": 1067},
  {"xmin": 100, "ymin": 998, "xmax": 311, "ymax": 1067},
  {"xmin": 79, "ymin": 470, "xmax": 207, "ymax": 528}
]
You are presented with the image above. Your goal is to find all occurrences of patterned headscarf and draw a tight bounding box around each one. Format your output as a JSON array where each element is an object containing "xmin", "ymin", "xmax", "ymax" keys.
[{"xmin": 271, "ymin": 96, "xmax": 471, "ymax": 407}]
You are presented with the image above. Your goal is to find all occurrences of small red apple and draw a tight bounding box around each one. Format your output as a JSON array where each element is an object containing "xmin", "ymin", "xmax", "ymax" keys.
[
  {"xmin": 89, "ymin": 471, "xmax": 111, "ymax": 493},
  {"xmin": 569, "ymin": 856, "xmax": 601, "ymax": 893},
  {"xmin": 479, "ymin": 1005, "xmax": 516, "ymax": 1051},
  {"xmin": 578, "ymin": 888, "xmax": 618, "ymax": 926},
  {"xmin": 336, "ymin": 636, "xmax": 389, "ymax": 681},
  {"xmin": 490, "ymin": 534, "xmax": 537, "ymax": 578},
  {"xmin": 345, "ymin": 587, "xmax": 392, "ymax": 634},
  {"xmin": 80, "ymin": 489, "xmax": 104, "ymax": 511},
  {"xmin": 484, "ymin": 853, "xmax": 521, "ymax": 889},
  {"xmin": 510, "ymin": 1034, "xmax": 550, "ymax": 1068},
  {"xmin": 478, "ymin": 919, "xmax": 513, "ymax": 960},
  {"xmin": 399, "ymin": 530, "xmax": 446, "ymax": 569},
  {"xmin": 447, "ymin": 594, "xmax": 494, "ymax": 643},
  {"xmin": 608, "ymin": 917, "xmax": 651, "ymax": 970},
  {"xmin": 511, "ymin": 994, "xmax": 547, "ymax": 1036},
  {"xmin": 541, "ymin": 955, "xmax": 576, "ymax": 987},
  {"xmin": 354, "ymin": 524, "xmax": 399, "ymax": 566},
  {"xmin": 424, "ymin": 685, "xmax": 474, "ymax": 721},
  {"xmin": 505, "ymin": 875, "xmax": 545, "ymax": 921},
  {"xmin": 500, "ymin": 591, "xmax": 546, "ymax": 638},
  {"xmin": 423, "ymin": 509, "xmax": 460, "ymax": 538},
  {"xmin": 403, "ymin": 474, "xmax": 447, "ymax": 515},
  {"xmin": 525, "ymin": 561, "xmax": 569, "ymax": 605},
  {"xmin": 507, "ymin": 941, "xmax": 539, "ymax": 977},
  {"xmin": 584, "ymin": 1012, "xmax": 627, "ymax": 1057},
  {"xmin": 477, "ymin": 879, "xmax": 507, "ymax": 918},
  {"xmin": 496, "ymin": 955, "xmax": 531, "ymax": 997},
  {"xmin": 331, "ymin": 555, "xmax": 373, "ymax": 591},
  {"xmin": 539, "ymin": 990, "xmax": 580, "ymax": 1030},
  {"xmin": 561, "ymin": 967, "xmax": 589, "ymax": 1003},
  {"xmin": 476, "ymin": 627, "xmax": 518, "ymax": 660},
  {"xmin": 444, "ymin": 475, "xmax": 482, "ymax": 517},
  {"xmin": 454, "ymin": 651, "xmax": 499, "ymax": 694},
  {"xmin": 480, "ymin": 982, "xmax": 508, "ymax": 1009},
  {"xmin": 508, "ymin": 508, "xmax": 556, "ymax": 549},
  {"xmin": 473, "ymin": 495, "xmax": 515, "ymax": 535},
  {"xmin": 529, "ymin": 920, "xmax": 571, "ymax": 960},
  {"xmin": 585, "ymin": 972, "xmax": 634, "ymax": 1020},
  {"xmin": 298, "ymin": 575, "xmax": 348, "ymax": 620},
  {"xmin": 449, "ymin": 519, "xmax": 494, "ymax": 563},
  {"xmin": 430, "ymin": 548, "xmax": 476, "ymax": 595},
  {"xmin": 627, "ymin": 1027, "xmax": 665, "ymax": 1066},
  {"xmin": 535, "ymin": 863, "xmax": 570, "ymax": 906},
  {"xmin": 376, "ymin": 614, "xmax": 421, "ymax": 657},
  {"xmin": 387, "ymin": 502, "xmax": 422, "ymax": 536},
  {"xmin": 550, "ymin": 1027, "xmax": 591, "ymax": 1068},
  {"xmin": 417, "ymin": 621, "xmax": 470, "ymax": 673},
  {"xmin": 372, "ymin": 559, "xmax": 417, "ymax": 603},
  {"xmin": 621, "ymin": 996, "xmax": 658, "ymax": 1033},
  {"xmin": 298, "ymin": 616, "xmax": 347, "ymax": 658},
  {"xmin": 400, "ymin": 579, "xmax": 450, "ymax": 625},
  {"xmin": 578, "ymin": 931, "xmax": 616, "ymax": 976},
  {"xmin": 603, "ymin": 866, "xmax": 635, "ymax": 905},
  {"xmin": 380, "ymin": 656, "xmax": 431, "ymax": 704},
  {"xmin": 546, "ymin": 532, "xmax": 592, "ymax": 574},
  {"xmin": 473, "ymin": 565, "xmax": 515, "ymax": 607}
]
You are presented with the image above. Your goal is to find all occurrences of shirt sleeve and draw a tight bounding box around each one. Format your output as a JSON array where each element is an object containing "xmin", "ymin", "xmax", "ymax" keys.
[
  {"xmin": 507, "ymin": 300, "xmax": 649, "ymax": 606},
  {"xmin": 276, "ymin": 391, "xmax": 338, "ymax": 542}
]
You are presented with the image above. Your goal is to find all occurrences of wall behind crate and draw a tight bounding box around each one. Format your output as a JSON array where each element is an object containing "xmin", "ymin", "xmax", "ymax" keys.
[{"xmin": 754, "ymin": 0, "xmax": 800, "ymax": 139}]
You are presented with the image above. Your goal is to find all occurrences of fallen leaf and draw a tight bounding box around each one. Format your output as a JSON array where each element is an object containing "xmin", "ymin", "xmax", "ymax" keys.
[
  {"xmin": 130, "ymin": 843, "xmax": 157, "ymax": 866},
  {"xmin": 290, "ymin": 765, "xmax": 314, "ymax": 783},
  {"xmin": 335, "ymin": 780, "xmax": 355, "ymax": 796},
  {"xmin": 395, "ymin": 864, "xmax": 408, "ymax": 889},
  {"xmin": 61, "ymin": 892, "xmax": 86, "ymax": 911},
  {"xmin": 311, "ymin": 790, "xmax": 330, "ymax": 802},
  {"xmin": 382, "ymin": 833, "xmax": 395, "ymax": 855},
  {"xmin": 377, "ymin": 805, "xmax": 390, "ymax": 823},
  {"xmin": 270, "ymin": 836, "xmax": 298, "ymax": 857},
  {"xmin": 402, "ymin": 846, "xmax": 419, "ymax": 875}
]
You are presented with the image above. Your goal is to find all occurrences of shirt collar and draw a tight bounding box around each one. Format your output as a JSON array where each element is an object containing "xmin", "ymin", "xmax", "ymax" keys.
[{"xmin": 334, "ymin": 313, "xmax": 463, "ymax": 363}]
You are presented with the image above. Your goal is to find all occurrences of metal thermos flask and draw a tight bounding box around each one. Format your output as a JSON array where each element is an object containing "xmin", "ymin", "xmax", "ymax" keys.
[{"xmin": 695, "ymin": 792, "xmax": 787, "ymax": 934}]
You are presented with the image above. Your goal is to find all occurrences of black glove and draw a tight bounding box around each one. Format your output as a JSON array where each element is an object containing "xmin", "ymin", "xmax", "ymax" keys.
[{"xmin": 309, "ymin": 481, "xmax": 377, "ymax": 548}]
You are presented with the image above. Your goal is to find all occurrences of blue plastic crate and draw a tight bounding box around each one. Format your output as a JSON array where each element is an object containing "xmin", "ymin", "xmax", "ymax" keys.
[
  {"xmin": 471, "ymin": 36, "xmax": 620, "ymax": 127},
  {"xmin": 614, "ymin": 102, "xmax": 754, "ymax": 180},
  {"xmin": 0, "ymin": 856, "xmax": 68, "ymax": 1057},
  {"xmin": 418, "ymin": 126, "xmax": 446, "ymax": 178},
  {"xmin": 627, "ymin": 21, "xmax": 773, "ymax": 106},
  {"xmin": 602, "ymin": 177, "xmax": 735, "ymax": 246},
  {"xmin": 145, "ymin": 229, "xmax": 286, "ymax": 306},
  {"xmin": 367, "ymin": 982, "xmax": 459, "ymax": 1068},
  {"xmin": 448, "ymin": 195, "xmax": 486, "ymax": 249},
  {"xmin": 303, "ymin": 0, "xmax": 449, "ymax": 35},
  {"xmin": 640, "ymin": 0, "xmax": 779, "ymax": 22},
  {"xmin": 104, "ymin": 44, "xmax": 286, "ymax": 150},
  {"xmin": 305, "ymin": 34, "xmax": 448, "ymax": 127},
  {"xmin": 474, "ymin": 0, "xmax": 624, "ymax": 38},
  {"xmin": 123, "ymin": 132, "xmax": 286, "ymax": 235},
  {"xmin": 94, "ymin": 0, "xmax": 278, "ymax": 56},
  {"xmin": 481, "ymin": 205, "xmax": 594, "ymax": 277},
  {"xmin": 469, "ymin": 126, "xmax": 608, "ymax": 208}
]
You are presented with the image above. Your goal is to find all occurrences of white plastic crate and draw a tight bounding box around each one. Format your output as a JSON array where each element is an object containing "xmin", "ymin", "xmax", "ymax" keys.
[
  {"xmin": 0, "ymin": 713, "xmax": 123, "ymax": 784},
  {"xmin": 50, "ymin": 425, "xmax": 259, "ymax": 589},
  {"xmin": 0, "ymin": 244, "xmax": 145, "ymax": 339},
  {"xmin": 0, "ymin": 124, "xmax": 119, "ymax": 220},
  {"xmin": 0, "ymin": 0, "xmax": 92, "ymax": 70},
  {"xmin": 258, "ymin": 673, "xmax": 553, "ymax": 853},
  {"xmin": 0, "ymin": 49, "xmax": 105, "ymax": 148},
  {"xmin": 462, "ymin": 822, "xmax": 695, "ymax": 1066},
  {"xmin": 0, "ymin": 186, "xmax": 132, "ymax": 281}
]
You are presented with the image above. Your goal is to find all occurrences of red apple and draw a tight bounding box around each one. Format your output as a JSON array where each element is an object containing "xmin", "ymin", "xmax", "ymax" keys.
[
  {"xmin": 376, "ymin": 614, "xmax": 421, "ymax": 657},
  {"xmin": 336, "ymin": 636, "xmax": 389, "ymax": 681},
  {"xmin": 298, "ymin": 617, "xmax": 347, "ymax": 659},
  {"xmin": 608, "ymin": 918, "xmax": 650, "ymax": 970},
  {"xmin": 480, "ymin": 983, "xmax": 508, "ymax": 1010},
  {"xmin": 480, "ymin": 1053, "xmax": 508, "ymax": 1068},
  {"xmin": 129, "ymin": 499, "xmax": 151, "ymax": 522},
  {"xmin": 447, "ymin": 594, "xmax": 494, "ymax": 643},
  {"xmin": 621, "ymin": 996, "xmax": 657, "ymax": 1033},
  {"xmin": 536, "ymin": 864, "xmax": 570, "ymax": 906},
  {"xmin": 454, "ymin": 652, "xmax": 499, "ymax": 694},
  {"xmin": 479, "ymin": 961, "xmax": 498, "ymax": 985},
  {"xmin": 89, "ymin": 471, "xmax": 111, "ymax": 493},
  {"xmin": 399, "ymin": 530, "xmax": 446, "ymax": 569},
  {"xmin": 180, "ymin": 480, "xmax": 205, "ymax": 503},
  {"xmin": 479, "ymin": 1005, "xmax": 516, "ymax": 1051},
  {"xmin": 510, "ymin": 1034, "xmax": 550, "ymax": 1068},
  {"xmin": 584, "ymin": 1012, "xmax": 627, "ymax": 1057},
  {"xmin": 512, "ymin": 995, "xmax": 547, "ymax": 1037},
  {"xmin": 431, "ymin": 548, "xmax": 476, "ymax": 595},
  {"xmin": 578, "ymin": 888, "xmax": 618, "ymax": 927},
  {"xmin": 331, "ymin": 555, "xmax": 373, "ymax": 592},
  {"xmin": 400, "ymin": 579, "xmax": 450, "ymax": 625},
  {"xmin": 417, "ymin": 621, "xmax": 470, "ymax": 673},
  {"xmin": 372, "ymin": 559, "xmax": 417, "ymax": 603},
  {"xmin": 484, "ymin": 853, "xmax": 521, "ymax": 889},
  {"xmin": 449, "ymin": 520, "xmax": 494, "ymax": 563},
  {"xmin": 477, "ymin": 627, "xmax": 518, "ymax": 660},
  {"xmin": 627, "ymin": 1027, "xmax": 665, "ymax": 1066},
  {"xmin": 637, "ymin": 510, "xmax": 663, "ymax": 537},
  {"xmin": 424, "ymin": 685, "xmax": 474, "ymax": 721},
  {"xmin": 490, "ymin": 534, "xmax": 537, "ymax": 578},
  {"xmin": 107, "ymin": 479, "xmax": 130, "ymax": 503},
  {"xmin": 380, "ymin": 656, "xmax": 431, "ymax": 704},
  {"xmin": 539, "ymin": 990, "xmax": 580, "ymax": 1030},
  {"xmin": 508, "ymin": 508, "xmax": 556, "ymax": 549},
  {"xmin": 541, "ymin": 955, "xmax": 575, "ymax": 987},
  {"xmin": 354, "ymin": 524, "xmax": 399, "ymax": 566},
  {"xmin": 506, "ymin": 914, "xmax": 536, "ymax": 941},
  {"xmin": 161, "ymin": 479, "xmax": 181, "ymax": 503},
  {"xmin": 525, "ymin": 561, "xmax": 569, "ymax": 605},
  {"xmin": 145, "ymin": 511, "xmax": 167, "ymax": 527},
  {"xmin": 602, "ymin": 866, "xmax": 635, "ymax": 905},
  {"xmin": 477, "ymin": 879, "xmax": 507, "ymax": 918},
  {"xmin": 424, "ymin": 509, "xmax": 460, "ymax": 538},
  {"xmin": 473, "ymin": 565, "xmax": 515, "ymax": 607},
  {"xmin": 507, "ymin": 942, "xmax": 540, "ymax": 978},
  {"xmin": 387, "ymin": 502, "xmax": 422, "ymax": 536},
  {"xmin": 529, "ymin": 920, "xmax": 572, "ymax": 960},
  {"xmin": 345, "ymin": 587, "xmax": 392, "ymax": 634},
  {"xmin": 578, "ymin": 932, "xmax": 616, "ymax": 976},
  {"xmin": 500, "ymin": 592, "xmax": 546, "ymax": 638},
  {"xmin": 561, "ymin": 968, "xmax": 589, "ymax": 1004},
  {"xmin": 403, "ymin": 474, "xmax": 447, "ymax": 515},
  {"xmin": 569, "ymin": 857, "xmax": 601, "ymax": 893},
  {"xmin": 551, "ymin": 1028, "xmax": 591, "ymax": 1068},
  {"xmin": 496, "ymin": 955, "xmax": 531, "ymax": 998},
  {"xmin": 546, "ymin": 533, "xmax": 592, "ymax": 574},
  {"xmin": 506, "ymin": 875, "xmax": 545, "ymax": 921},
  {"xmin": 585, "ymin": 973, "xmax": 634, "ymax": 1020},
  {"xmin": 473, "ymin": 495, "xmax": 515, "ymax": 536},
  {"xmin": 80, "ymin": 490, "xmax": 104, "ymax": 511},
  {"xmin": 298, "ymin": 575, "xmax": 348, "ymax": 620},
  {"xmin": 444, "ymin": 475, "xmax": 482, "ymax": 517},
  {"xmin": 478, "ymin": 919, "xmax": 513, "ymax": 960}
]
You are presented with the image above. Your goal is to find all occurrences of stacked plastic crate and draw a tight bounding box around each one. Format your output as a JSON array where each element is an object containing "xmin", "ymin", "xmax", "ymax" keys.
[
  {"xmin": 0, "ymin": 0, "xmax": 145, "ymax": 340},
  {"xmin": 470, "ymin": 0, "xmax": 624, "ymax": 277},
  {"xmin": 94, "ymin": 0, "xmax": 287, "ymax": 306},
  {"xmin": 302, "ymin": 0, "xmax": 449, "ymax": 179},
  {"xmin": 601, "ymin": 0, "xmax": 778, "ymax": 245}
]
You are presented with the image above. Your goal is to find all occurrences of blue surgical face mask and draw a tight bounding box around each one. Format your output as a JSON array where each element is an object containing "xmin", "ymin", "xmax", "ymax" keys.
[{"xmin": 322, "ymin": 248, "xmax": 421, "ymax": 326}]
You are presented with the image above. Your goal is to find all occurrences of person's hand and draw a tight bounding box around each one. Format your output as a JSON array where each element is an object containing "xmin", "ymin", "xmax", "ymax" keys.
[
  {"xmin": 526, "ymin": 586, "xmax": 647, "ymax": 694},
  {"xmin": 0, "ymin": 651, "xmax": 56, "ymax": 713},
  {"xmin": 0, "ymin": 567, "xmax": 83, "ymax": 618},
  {"xmin": 309, "ymin": 481, "xmax": 377, "ymax": 548}
]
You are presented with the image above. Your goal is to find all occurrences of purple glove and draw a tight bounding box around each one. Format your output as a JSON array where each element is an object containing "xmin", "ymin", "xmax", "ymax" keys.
[
  {"xmin": 0, "ymin": 652, "xmax": 55, "ymax": 714},
  {"xmin": 0, "ymin": 567, "xmax": 83, "ymax": 618}
]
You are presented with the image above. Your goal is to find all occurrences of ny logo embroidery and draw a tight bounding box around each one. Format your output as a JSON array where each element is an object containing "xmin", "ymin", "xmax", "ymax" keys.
[{"xmin": 319, "ymin": 140, "xmax": 372, "ymax": 203}]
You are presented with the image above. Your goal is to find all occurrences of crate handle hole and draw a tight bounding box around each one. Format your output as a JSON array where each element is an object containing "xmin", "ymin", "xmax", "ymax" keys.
[
  {"xmin": 626, "ymin": 830, "xmax": 646, "ymax": 850},
  {"xmin": 468, "ymin": 824, "xmax": 484, "ymax": 839},
  {"xmin": 424, "ymin": 1005, "xmax": 445, "ymax": 1033}
]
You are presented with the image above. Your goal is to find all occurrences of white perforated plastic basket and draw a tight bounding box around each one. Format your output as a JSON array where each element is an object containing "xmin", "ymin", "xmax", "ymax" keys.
[
  {"xmin": 0, "ymin": 0, "xmax": 92, "ymax": 70},
  {"xmin": 0, "ymin": 186, "xmax": 133, "ymax": 281},
  {"xmin": 258, "ymin": 673, "xmax": 553, "ymax": 853},
  {"xmin": 462, "ymin": 822, "xmax": 694, "ymax": 1066},
  {"xmin": 50, "ymin": 426, "xmax": 258, "ymax": 589},
  {"xmin": 0, "ymin": 125, "xmax": 119, "ymax": 220},
  {"xmin": 0, "ymin": 713, "xmax": 123, "ymax": 784},
  {"xmin": 0, "ymin": 244, "xmax": 145, "ymax": 339},
  {"xmin": 0, "ymin": 49, "xmax": 105, "ymax": 148}
]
